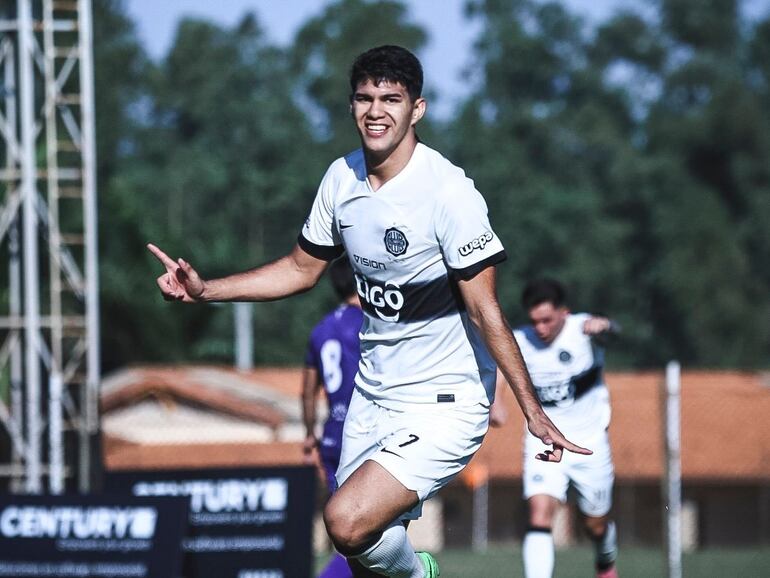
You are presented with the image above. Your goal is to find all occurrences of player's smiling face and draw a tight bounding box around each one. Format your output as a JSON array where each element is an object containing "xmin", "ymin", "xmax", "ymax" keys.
[
  {"xmin": 351, "ymin": 79, "xmax": 425, "ymax": 159},
  {"xmin": 528, "ymin": 302, "xmax": 569, "ymax": 344}
]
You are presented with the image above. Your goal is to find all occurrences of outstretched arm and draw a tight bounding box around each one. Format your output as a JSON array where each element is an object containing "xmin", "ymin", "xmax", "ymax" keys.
[
  {"xmin": 148, "ymin": 242, "xmax": 329, "ymax": 303},
  {"xmin": 457, "ymin": 267, "xmax": 592, "ymax": 461},
  {"xmin": 583, "ymin": 316, "xmax": 620, "ymax": 336}
]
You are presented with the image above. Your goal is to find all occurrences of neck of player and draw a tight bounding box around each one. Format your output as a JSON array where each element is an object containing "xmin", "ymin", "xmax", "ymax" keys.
[{"xmin": 364, "ymin": 131, "xmax": 419, "ymax": 191}]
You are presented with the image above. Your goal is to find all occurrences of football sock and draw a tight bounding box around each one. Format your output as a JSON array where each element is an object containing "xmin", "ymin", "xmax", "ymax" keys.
[
  {"xmin": 523, "ymin": 526, "xmax": 554, "ymax": 578},
  {"xmin": 593, "ymin": 521, "xmax": 618, "ymax": 569},
  {"xmin": 350, "ymin": 521, "xmax": 423, "ymax": 578},
  {"xmin": 317, "ymin": 552, "xmax": 353, "ymax": 578}
]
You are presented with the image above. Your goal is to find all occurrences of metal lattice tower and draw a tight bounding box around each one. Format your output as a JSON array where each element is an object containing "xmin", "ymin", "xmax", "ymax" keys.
[{"xmin": 0, "ymin": 0, "xmax": 99, "ymax": 494}]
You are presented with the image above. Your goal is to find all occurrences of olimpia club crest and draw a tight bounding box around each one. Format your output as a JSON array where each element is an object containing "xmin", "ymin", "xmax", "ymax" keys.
[{"xmin": 384, "ymin": 227, "xmax": 409, "ymax": 256}]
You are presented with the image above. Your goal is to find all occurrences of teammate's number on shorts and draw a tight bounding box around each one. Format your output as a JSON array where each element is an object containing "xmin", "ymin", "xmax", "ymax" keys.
[{"xmin": 320, "ymin": 339, "xmax": 343, "ymax": 394}]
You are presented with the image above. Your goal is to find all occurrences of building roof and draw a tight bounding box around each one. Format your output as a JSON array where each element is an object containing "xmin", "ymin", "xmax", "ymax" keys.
[
  {"xmin": 101, "ymin": 365, "xmax": 309, "ymax": 470},
  {"xmin": 101, "ymin": 366, "xmax": 770, "ymax": 481},
  {"xmin": 475, "ymin": 370, "xmax": 770, "ymax": 482}
]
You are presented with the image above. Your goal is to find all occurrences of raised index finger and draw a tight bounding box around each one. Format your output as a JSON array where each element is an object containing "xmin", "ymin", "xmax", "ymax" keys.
[
  {"xmin": 147, "ymin": 243, "xmax": 177, "ymax": 269},
  {"xmin": 561, "ymin": 437, "xmax": 593, "ymax": 456}
]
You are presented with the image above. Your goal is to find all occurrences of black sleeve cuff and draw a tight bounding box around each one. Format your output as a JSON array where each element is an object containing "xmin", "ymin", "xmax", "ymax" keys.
[
  {"xmin": 450, "ymin": 250, "xmax": 507, "ymax": 281},
  {"xmin": 297, "ymin": 233, "xmax": 345, "ymax": 261}
]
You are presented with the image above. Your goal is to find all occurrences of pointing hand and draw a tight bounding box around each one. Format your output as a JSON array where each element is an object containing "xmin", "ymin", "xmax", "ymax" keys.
[
  {"xmin": 147, "ymin": 243, "xmax": 205, "ymax": 302},
  {"xmin": 527, "ymin": 411, "xmax": 592, "ymax": 463}
]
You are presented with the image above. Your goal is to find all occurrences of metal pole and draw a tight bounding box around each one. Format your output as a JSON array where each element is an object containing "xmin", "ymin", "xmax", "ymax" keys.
[
  {"xmin": 234, "ymin": 302, "xmax": 254, "ymax": 371},
  {"xmin": 665, "ymin": 361, "xmax": 682, "ymax": 578},
  {"xmin": 48, "ymin": 373, "xmax": 63, "ymax": 493},
  {"xmin": 43, "ymin": 0, "xmax": 65, "ymax": 495},
  {"xmin": 4, "ymin": 37, "xmax": 25, "ymax": 492},
  {"xmin": 470, "ymin": 465, "xmax": 489, "ymax": 552},
  {"xmin": 79, "ymin": 0, "xmax": 100, "ymax": 493},
  {"xmin": 9, "ymin": 223, "xmax": 24, "ymax": 492},
  {"xmin": 18, "ymin": 0, "xmax": 43, "ymax": 494}
]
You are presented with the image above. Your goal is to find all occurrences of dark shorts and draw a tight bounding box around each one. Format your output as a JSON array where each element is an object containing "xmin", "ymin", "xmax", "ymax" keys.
[{"xmin": 319, "ymin": 441, "xmax": 342, "ymax": 493}]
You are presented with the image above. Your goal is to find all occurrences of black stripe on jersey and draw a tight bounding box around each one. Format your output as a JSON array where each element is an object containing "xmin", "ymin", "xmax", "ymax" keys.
[
  {"xmin": 450, "ymin": 250, "xmax": 507, "ymax": 281},
  {"xmin": 539, "ymin": 365, "xmax": 604, "ymax": 407},
  {"xmin": 297, "ymin": 233, "xmax": 345, "ymax": 261},
  {"xmin": 359, "ymin": 273, "xmax": 465, "ymax": 323},
  {"xmin": 572, "ymin": 365, "xmax": 603, "ymax": 398}
]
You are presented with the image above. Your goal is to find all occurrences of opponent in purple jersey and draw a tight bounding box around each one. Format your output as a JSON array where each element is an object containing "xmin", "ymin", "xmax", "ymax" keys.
[
  {"xmin": 303, "ymin": 258, "xmax": 363, "ymax": 491},
  {"xmin": 303, "ymin": 258, "xmax": 362, "ymax": 578}
]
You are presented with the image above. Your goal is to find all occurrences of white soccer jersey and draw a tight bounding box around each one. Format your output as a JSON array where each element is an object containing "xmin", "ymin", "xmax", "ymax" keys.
[
  {"xmin": 514, "ymin": 313, "xmax": 611, "ymax": 442},
  {"xmin": 300, "ymin": 143, "xmax": 506, "ymax": 410}
]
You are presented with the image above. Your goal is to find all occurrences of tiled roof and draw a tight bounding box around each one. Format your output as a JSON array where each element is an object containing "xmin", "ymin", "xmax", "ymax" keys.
[
  {"xmin": 103, "ymin": 435, "xmax": 305, "ymax": 470},
  {"xmin": 102, "ymin": 366, "xmax": 770, "ymax": 481},
  {"xmin": 101, "ymin": 366, "xmax": 310, "ymax": 469},
  {"xmin": 473, "ymin": 370, "xmax": 770, "ymax": 481},
  {"xmin": 101, "ymin": 366, "xmax": 304, "ymax": 428}
]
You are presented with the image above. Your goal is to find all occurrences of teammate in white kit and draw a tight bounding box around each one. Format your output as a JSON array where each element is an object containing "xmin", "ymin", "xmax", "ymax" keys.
[
  {"xmin": 149, "ymin": 46, "xmax": 590, "ymax": 578},
  {"xmin": 495, "ymin": 278, "xmax": 619, "ymax": 578}
]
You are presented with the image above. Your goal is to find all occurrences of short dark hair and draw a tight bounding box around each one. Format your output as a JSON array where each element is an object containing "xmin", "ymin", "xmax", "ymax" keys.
[
  {"xmin": 521, "ymin": 278, "xmax": 567, "ymax": 310},
  {"xmin": 349, "ymin": 45, "xmax": 423, "ymax": 102},
  {"xmin": 328, "ymin": 257, "xmax": 356, "ymax": 301}
]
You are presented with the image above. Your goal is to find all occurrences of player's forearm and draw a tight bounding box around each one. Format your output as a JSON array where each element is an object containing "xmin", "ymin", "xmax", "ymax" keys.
[
  {"xmin": 201, "ymin": 248, "xmax": 323, "ymax": 302},
  {"xmin": 490, "ymin": 330, "xmax": 543, "ymax": 420},
  {"xmin": 302, "ymin": 412, "xmax": 316, "ymax": 438},
  {"xmin": 301, "ymin": 370, "xmax": 318, "ymax": 436},
  {"xmin": 468, "ymin": 301, "xmax": 542, "ymax": 419},
  {"xmin": 301, "ymin": 393, "xmax": 315, "ymax": 435}
]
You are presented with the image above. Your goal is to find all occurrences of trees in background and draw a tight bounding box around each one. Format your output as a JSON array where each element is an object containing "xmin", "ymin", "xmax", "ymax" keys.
[
  {"xmin": 92, "ymin": 0, "xmax": 770, "ymax": 370},
  {"xmin": 97, "ymin": 3, "xmax": 328, "ymax": 367},
  {"xmin": 449, "ymin": 0, "xmax": 770, "ymax": 366}
]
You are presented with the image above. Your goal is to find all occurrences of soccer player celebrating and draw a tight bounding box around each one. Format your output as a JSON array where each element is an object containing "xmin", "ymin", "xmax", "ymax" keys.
[
  {"xmin": 303, "ymin": 258, "xmax": 361, "ymax": 578},
  {"xmin": 496, "ymin": 279, "xmax": 620, "ymax": 578},
  {"xmin": 149, "ymin": 45, "xmax": 590, "ymax": 578}
]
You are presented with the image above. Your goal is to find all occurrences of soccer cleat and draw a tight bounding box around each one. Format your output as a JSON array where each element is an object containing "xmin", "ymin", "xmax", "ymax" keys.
[
  {"xmin": 416, "ymin": 551, "xmax": 440, "ymax": 577},
  {"xmin": 596, "ymin": 564, "xmax": 618, "ymax": 578}
]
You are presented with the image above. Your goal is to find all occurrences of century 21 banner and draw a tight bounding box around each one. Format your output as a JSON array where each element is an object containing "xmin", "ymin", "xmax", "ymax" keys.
[
  {"xmin": 0, "ymin": 494, "xmax": 189, "ymax": 578},
  {"xmin": 105, "ymin": 466, "xmax": 316, "ymax": 578}
]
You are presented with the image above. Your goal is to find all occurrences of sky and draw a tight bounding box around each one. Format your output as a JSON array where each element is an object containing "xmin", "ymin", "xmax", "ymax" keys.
[{"xmin": 125, "ymin": 0, "xmax": 769, "ymax": 119}]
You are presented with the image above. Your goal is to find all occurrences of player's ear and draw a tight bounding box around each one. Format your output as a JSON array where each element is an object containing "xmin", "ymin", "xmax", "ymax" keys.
[{"xmin": 411, "ymin": 97, "xmax": 426, "ymax": 126}]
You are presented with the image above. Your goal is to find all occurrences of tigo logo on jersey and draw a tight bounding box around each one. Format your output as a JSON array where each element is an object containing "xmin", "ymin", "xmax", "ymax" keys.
[
  {"xmin": 384, "ymin": 228, "xmax": 409, "ymax": 256},
  {"xmin": 356, "ymin": 274, "xmax": 405, "ymax": 322},
  {"xmin": 459, "ymin": 231, "xmax": 494, "ymax": 256}
]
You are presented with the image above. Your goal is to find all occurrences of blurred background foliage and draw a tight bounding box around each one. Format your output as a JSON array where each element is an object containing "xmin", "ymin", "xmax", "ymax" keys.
[{"xmin": 93, "ymin": 0, "xmax": 770, "ymax": 371}]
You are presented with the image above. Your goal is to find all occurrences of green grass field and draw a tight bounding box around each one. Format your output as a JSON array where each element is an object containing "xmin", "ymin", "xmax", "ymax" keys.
[{"xmin": 316, "ymin": 545, "xmax": 770, "ymax": 577}]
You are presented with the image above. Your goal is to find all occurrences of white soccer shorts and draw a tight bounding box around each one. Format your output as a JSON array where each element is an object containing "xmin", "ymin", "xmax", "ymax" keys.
[
  {"xmin": 336, "ymin": 388, "xmax": 489, "ymax": 520},
  {"xmin": 523, "ymin": 429, "xmax": 615, "ymax": 517}
]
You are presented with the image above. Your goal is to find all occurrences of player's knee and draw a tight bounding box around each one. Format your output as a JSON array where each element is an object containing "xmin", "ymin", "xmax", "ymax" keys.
[
  {"xmin": 529, "ymin": 514, "xmax": 552, "ymax": 528},
  {"xmin": 323, "ymin": 499, "xmax": 371, "ymax": 553},
  {"xmin": 529, "ymin": 507, "xmax": 554, "ymax": 529},
  {"xmin": 584, "ymin": 516, "xmax": 609, "ymax": 538}
]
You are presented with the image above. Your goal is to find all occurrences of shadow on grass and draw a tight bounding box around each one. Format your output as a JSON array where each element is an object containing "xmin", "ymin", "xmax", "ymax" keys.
[{"xmin": 315, "ymin": 545, "xmax": 770, "ymax": 578}]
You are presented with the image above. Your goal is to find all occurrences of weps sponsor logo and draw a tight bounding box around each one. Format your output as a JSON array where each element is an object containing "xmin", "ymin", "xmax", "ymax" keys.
[
  {"xmin": 458, "ymin": 231, "xmax": 494, "ymax": 256},
  {"xmin": 0, "ymin": 506, "xmax": 157, "ymax": 540}
]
